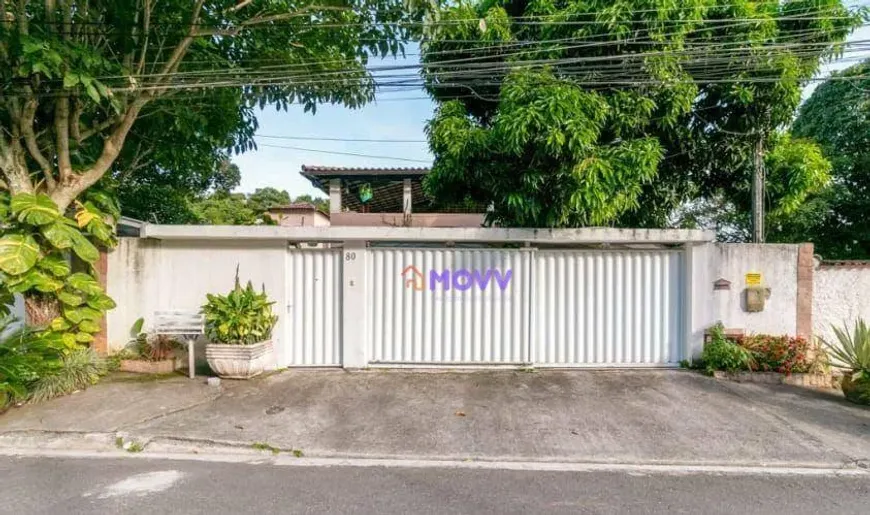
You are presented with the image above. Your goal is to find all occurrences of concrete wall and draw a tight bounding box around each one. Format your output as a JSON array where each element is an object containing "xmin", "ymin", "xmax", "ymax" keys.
[
  {"xmin": 271, "ymin": 211, "xmax": 330, "ymax": 227},
  {"xmin": 106, "ymin": 238, "xmax": 288, "ymax": 364},
  {"xmin": 105, "ymin": 231, "xmax": 850, "ymax": 366},
  {"xmin": 330, "ymin": 212, "xmax": 485, "ymax": 227},
  {"xmin": 813, "ymin": 264, "xmax": 870, "ymax": 345},
  {"xmin": 708, "ymin": 244, "xmax": 800, "ymax": 336}
]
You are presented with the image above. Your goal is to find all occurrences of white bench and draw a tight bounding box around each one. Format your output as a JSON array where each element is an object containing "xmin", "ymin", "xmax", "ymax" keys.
[{"xmin": 154, "ymin": 310, "xmax": 204, "ymax": 379}]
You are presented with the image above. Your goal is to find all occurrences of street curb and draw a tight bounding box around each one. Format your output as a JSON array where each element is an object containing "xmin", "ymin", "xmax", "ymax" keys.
[{"xmin": 0, "ymin": 430, "xmax": 867, "ymax": 476}]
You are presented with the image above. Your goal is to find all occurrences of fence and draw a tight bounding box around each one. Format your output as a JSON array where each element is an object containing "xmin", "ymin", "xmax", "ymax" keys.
[{"xmin": 101, "ymin": 225, "xmax": 864, "ymax": 369}]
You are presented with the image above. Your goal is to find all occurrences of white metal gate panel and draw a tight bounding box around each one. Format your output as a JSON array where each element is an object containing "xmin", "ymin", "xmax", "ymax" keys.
[
  {"xmin": 285, "ymin": 249, "xmax": 342, "ymax": 366},
  {"xmin": 534, "ymin": 250, "xmax": 684, "ymax": 366},
  {"xmin": 368, "ymin": 248, "xmax": 532, "ymax": 364}
]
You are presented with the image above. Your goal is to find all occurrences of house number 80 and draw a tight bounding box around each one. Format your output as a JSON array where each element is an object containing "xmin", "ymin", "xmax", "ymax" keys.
[{"xmin": 345, "ymin": 252, "xmax": 356, "ymax": 261}]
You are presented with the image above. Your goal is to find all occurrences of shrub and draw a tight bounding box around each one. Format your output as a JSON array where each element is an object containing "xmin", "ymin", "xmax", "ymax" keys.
[
  {"xmin": 737, "ymin": 334, "xmax": 812, "ymax": 374},
  {"xmin": 701, "ymin": 324, "xmax": 754, "ymax": 374},
  {"xmin": 0, "ymin": 316, "xmax": 64, "ymax": 408},
  {"xmin": 124, "ymin": 318, "xmax": 179, "ymax": 361},
  {"xmin": 0, "ymin": 316, "xmax": 109, "ymax": 409},
  {"xmin": 29, "ymin": 348, "xmax": 107, "ymax": 403},
  {"xmin": 821, "ymin": 319, "xmax": 870, "ymax": 405},
  {"xmin": 821, "ymin": 319, "xmax": 870, "ymax": 378},
  {"xmin": 201, "ymin": 271, "xmax": 278, "ymax": 345}
]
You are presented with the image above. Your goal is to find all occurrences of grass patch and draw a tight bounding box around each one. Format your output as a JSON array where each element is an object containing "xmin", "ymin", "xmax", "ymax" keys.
[
  {"xmin": 252, "ymin": 442, "xmax": 280, "ymax": 455},
  {"xmin": 115, "ymin": 436, "xmax": 144, "ymax": 453}
]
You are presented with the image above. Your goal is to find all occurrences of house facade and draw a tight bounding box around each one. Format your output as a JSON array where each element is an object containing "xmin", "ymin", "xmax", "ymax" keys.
[{"xmin": 301, "ymin": 165, "xmax": 486, "ymax": 228}]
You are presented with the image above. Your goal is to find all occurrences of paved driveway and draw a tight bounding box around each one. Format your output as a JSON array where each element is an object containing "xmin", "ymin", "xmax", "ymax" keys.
[{"xmin": 2, "ymin": 370, "xmax": 868, "ymax": 466}]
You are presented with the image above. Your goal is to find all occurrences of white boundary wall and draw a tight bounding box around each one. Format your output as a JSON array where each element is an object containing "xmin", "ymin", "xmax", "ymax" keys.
[
  {"xmin": 105, "ymin": 225, "xmax": 857, "ymax": 368},
  {"xmin": 814, "ymin": 264, "xmax": 870, "ymax": 345}
]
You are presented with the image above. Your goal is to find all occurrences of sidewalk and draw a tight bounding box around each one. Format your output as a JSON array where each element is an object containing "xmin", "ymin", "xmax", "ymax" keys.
[{"xmin": 0, "ymin": 369, "xmax": 868, "ymax": 468}]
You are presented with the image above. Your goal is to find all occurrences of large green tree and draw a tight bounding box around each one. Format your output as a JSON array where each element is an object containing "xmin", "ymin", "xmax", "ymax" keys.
[
  {"xmin": 421, "ymin": 0, "xmax": 858, "ymax": 228},
  {"xmin": 0, "ymin": 0, "xmax": 414, "ymax": 325},
  {"xmin": 772, "ymin": 60, "xmax": 870, "ymax": 258}
]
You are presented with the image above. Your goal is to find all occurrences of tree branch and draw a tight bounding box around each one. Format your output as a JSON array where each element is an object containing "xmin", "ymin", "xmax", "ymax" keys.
[
  {"xmin": 70, "ymin": 95, "xmax": 82, "ymax": 143},
  {"xmin": 55, "ymin": 95, "xmax": 73, "ymax": 182},
  {"xmin": 148, "ymin": 0, "xmax": 205, "ymax": 90},
  {"xmin": 241, "ymin": 6, "xmax": 350, "ymax": 26},
  {"xmin": 52, "ymin": 97, "xmax": 149, "ymax": 210},
  {"xmin": 20, "ymin": 94, "xmax": 57, "ymax": 189},
  {"xmin": 227, "ymin": 0, "xmax": 253, "ymax": 13},
  {"xmin": 136, "ymin": 0, "xmax": 153, "ymax": 75}
]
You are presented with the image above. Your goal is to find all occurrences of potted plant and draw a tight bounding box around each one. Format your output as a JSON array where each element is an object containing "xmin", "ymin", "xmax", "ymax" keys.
[
  {"xmin": 821, "ymin": 319, "xmax": 870, "ymax": 405},
  {"xmin": 118, "ymin": 318, "xmax": 181, "ymax": 374},
  {"xmin": 201, "ymin": 274, "xmax": 278, "ymax": 379}
]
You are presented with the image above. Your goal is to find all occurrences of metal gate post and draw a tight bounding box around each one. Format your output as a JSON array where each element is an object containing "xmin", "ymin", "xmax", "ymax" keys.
[{"xmin": 341, "ymin": 240, "xmax": 369, "ymax": 368}]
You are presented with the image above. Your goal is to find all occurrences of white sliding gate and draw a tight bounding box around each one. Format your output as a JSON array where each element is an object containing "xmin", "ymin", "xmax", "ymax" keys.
[
  {"xmin": 367, "ymin": 248, "xmax": 533, "ymax": 364},
  {"xmin": 284, "ymin": 249, "xmax": 342, "ymax": 366},
  {"xmin": 365, "ymin": 247, "xmax": 685, "ymax": 367},
  {"xmin": 534, "ymin": 250, "xmax": 684, "ymax": 366}
]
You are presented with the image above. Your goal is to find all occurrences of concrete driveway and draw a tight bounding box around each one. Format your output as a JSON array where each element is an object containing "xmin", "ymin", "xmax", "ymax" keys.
[{"xmin": 1, "ymin": 370, "xmax": 868, "ymax": 467}]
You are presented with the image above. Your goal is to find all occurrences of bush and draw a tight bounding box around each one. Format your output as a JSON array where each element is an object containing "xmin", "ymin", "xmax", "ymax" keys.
[
  {"xmin": 201, "ymin": 270, "xmax": 278, "ymax": 345},
  {"xmin": 701, "ymin": 324, "xmax": 754, "ymax": 374},
  {"xmin": 124, "ymin": 318, "xmax": 179, "ymax": 361},
  {"xmin": 737, "ymin": 334, "xmax": 812, "ymax": 374},
  {"xmin": 821, "ymin": 319, "xmax": 870, "ymax": 404},
  {"xmin": 0, "ymin": 316, "xmax": 65, "ymax": 408},
  {"xmin": 29, "ymin": 348, "xmax": 107, "ymax": 403},
  {"xmin": 0, "ymin": 316, "xmax": 108, "ymax": 409}
]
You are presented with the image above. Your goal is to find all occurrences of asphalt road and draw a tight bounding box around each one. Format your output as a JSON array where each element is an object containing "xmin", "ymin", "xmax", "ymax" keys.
[{"xmin": 1, "ymin": 456, "xmax": 868, "ymax": 515}]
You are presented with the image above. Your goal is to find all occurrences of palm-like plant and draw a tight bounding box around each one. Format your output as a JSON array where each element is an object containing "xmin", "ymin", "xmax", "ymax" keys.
[
  {"xmin": 822, "ymin": 319, "xmax": 870, "ymax": 380},
  {"xmin": 822, "ymin": 319, "xmax": 870, "ymax": 405}
]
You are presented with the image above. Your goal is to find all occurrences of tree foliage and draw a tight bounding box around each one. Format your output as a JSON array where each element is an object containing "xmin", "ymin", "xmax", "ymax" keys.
[
  {"xmin": 0, "ymin": 0, "xmax": 415, "ymax": 322},
  {"xmin": 0, "ymin": 190, "xmax": 118, "ymax": 337},
  {"xmin": 775, "ymin": 60, "xmax": 870, "ymax": 258},
  {"xmin": 421, "ymin": 0, "xmax": 859, "ymax": 228}
]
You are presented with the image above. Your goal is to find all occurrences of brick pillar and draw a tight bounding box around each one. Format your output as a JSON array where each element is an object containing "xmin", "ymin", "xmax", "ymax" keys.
[
  {"xmin": 92, "ymin": 248, "xmax": 109, "ymax": 355},
  {"xmin": 796, "ymin": 243, "xmax": 814, "ymax": 339}
]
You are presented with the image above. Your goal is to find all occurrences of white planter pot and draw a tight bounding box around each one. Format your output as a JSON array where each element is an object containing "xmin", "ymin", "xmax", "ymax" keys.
[{"xmin": 205, "ymin": 340, "xmax": 273, "ymax": 379}]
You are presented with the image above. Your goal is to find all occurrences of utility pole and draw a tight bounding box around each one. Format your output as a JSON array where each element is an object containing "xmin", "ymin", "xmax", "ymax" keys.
[{"xmin": 751, "ymin": 135, "xmax": 765, "ymax": 243}]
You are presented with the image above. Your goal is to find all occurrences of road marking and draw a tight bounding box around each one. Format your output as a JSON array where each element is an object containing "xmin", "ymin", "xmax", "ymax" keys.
[
  {"xmin": 1, "ymin": 447, "xmax": 866, "ymax": 477},
  {"xmin": 83, "ymin": 470, "xmax": 185, "ymax": 499}
]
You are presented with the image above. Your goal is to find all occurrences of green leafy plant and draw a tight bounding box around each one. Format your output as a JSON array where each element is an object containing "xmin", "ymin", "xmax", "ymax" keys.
[
  {"xmin": 701, "ymin": 324, "xmax": 754, "ymax": 374},
  {"xmin": 822, "ymin": 319, "xmax": 870, "ymax": 379},
  {"xmin": 28, "ymin": 348, "xmax": 107, "ymax": 403},
  {"xmin": 124, "ymin": 318, "xmax": 179, "ymax": 361},
  {"xmin": 737, "ymin": 334, "xmax": 813, "ymax": 375},
  {"xmin": 201, "ymin": 271, "xmax": 278, "ymax": 345},
  {"xmin": 0, "ymin": 191, "xmax": 118, "ymax": 343},
  {"xmin": 0, "ymin": 316, "xmax": 65, "ymax": 408},
  {"xmin": 821, "ymin": 319, "xmax": 870, "ymax": 405}
]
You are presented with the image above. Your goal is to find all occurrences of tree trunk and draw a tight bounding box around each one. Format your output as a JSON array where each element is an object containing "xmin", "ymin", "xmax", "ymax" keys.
[{"xmin": 24, "ymin": 294, "xmax": 61, "ymax": 328}]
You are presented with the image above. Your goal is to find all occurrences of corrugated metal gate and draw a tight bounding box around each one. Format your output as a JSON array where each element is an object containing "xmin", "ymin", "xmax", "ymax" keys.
[
  {"xmin": 366, "ymin": 247, "xmax": 684, "ymax": 367},
  {"xmin": 367, "ymin": 248, "xmax": 532, "ymax": 364},
  {"xmin": 284, "ymin": 249, "xmax": 342, "ymax": 366},
  {"xmin": 533, "ymin": 250, "xmax": 684, "ymax": 366}
]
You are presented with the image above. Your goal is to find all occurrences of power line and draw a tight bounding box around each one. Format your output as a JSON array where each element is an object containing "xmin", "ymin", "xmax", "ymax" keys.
[
  {"xmin": 257, "ymin": 134, "xmax": 427, "ymax": 143},
  {"xmin": 257, "ymin": 143, "xmax": 431, "ymax": 163}
]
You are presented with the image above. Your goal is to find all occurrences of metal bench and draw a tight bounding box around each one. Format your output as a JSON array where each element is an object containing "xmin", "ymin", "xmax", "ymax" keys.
[{"xmin": 153, "ymin": 310, "xmax": 204, "ymax": 379}]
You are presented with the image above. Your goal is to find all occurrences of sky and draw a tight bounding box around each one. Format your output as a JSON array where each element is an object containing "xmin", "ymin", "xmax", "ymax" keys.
[{"xmin": 234, "ymin": 13, "xmax": 870, "ymax": 199}]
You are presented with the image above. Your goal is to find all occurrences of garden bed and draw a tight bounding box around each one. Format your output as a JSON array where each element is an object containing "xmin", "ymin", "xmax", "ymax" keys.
[
  {"xmin": 119, "ymin": 358, "xmax": 181, "ymax": 375},
  {"xmin": 711, "ymin": 370, "xmax": 840, "ymax": 389}
]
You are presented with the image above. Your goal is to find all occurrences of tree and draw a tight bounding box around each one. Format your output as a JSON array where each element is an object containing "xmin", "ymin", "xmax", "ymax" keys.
[
  {"xmin": 293, "ymin": 194, "xmax": 329, "ymax": 212},
  {"xmin": 772, "ymin": 60, "xmax": 870, "ymax": 258},
  {"xmin": 0, "ymin": 1, "xmax": 414, "ymax": 324},
  {"xmin": 190, "ymin": 192, "xmax": 257, "ymax": 225},
  {"xmin": 247, "ymin": 187, "xmax": 292, "ymax": 216},
  {"xmin": 420, "ymin": 0, "xmax": 858, "ymax": 228}
]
